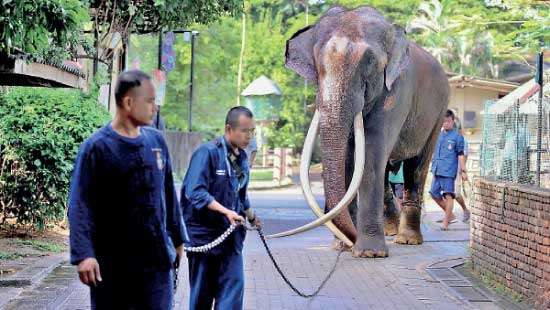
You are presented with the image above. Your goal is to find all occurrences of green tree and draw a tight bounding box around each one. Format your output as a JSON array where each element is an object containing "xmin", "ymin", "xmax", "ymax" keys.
[
  {"xmin": 128, "ymin": 18, "xmax": 243, "ymax": 137},
  {"xmin": 90, "ymin": 0, "xmax": 244, "ymax": 66},
  {"xmin": 408, "ymin": 0, "xmax": 549, "ymax": 77},
  {"xmin": 0, "ymin": 0, "xmax": 91, "ymax": 62}
]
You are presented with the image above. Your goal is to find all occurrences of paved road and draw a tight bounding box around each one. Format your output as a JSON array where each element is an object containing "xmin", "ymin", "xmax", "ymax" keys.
[{"xmin": 2, "ymin": 186, "xmax": 505, "ymax": 310}]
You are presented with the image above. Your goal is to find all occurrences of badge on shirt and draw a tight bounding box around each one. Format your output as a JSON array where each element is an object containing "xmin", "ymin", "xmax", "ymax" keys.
[
  {"xmin": 152, "ymin": 148, "xmax": 164, "ymax": 171},
  {"xmin": 448, "ymin": 143, "xmax": 453, "ymax": 150},
  {"xmin": 216, "ymin": 169, "xmax": 226, "ymax": 176}
]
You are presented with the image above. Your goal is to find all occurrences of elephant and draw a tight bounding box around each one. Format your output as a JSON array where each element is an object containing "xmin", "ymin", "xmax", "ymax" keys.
[{"xmin": 267, "ymin": 6, "xmax": 450, "ymax": 258}]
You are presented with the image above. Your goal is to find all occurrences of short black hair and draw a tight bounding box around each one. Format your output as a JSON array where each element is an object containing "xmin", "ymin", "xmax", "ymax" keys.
[
  {"xmin": 445, "ymin": 109, "xmax": 455, "ymax": 120},
  {"xmin": 225, "ymin": 106, "xmax": 253, "ymax": 128},
  {"xmin": 114, "ymin": 70, "xmax": 151, "ymax": 106}
]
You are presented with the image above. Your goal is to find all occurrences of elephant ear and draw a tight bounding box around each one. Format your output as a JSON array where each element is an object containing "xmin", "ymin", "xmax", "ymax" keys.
[
  {"xmin": 285, "ymin": 25, "xmax": 317, "ymax": 84},
  {"xmin": 384, "ymin": 25, "xmax": 410, "ymax": 91}
]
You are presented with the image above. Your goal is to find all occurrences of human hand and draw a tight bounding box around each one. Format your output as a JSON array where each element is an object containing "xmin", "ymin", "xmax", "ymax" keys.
[
  {"xmin": 251, "ymin": 216, "xmax": 262, "ymax": 229},
  {"xmin": 224, "ymin": 209, "xmax": 245, "ymax": 225},
  {"xmin": 77, "ymin": 258, "xmax": 102, "ymax": 287},
  {"xmin": 461, "ymin": 171, "xmax": 468, "ymax": 182},
  {"xmin": 176, "ymin": 244, "xmax": 185, "ymax": 264}
]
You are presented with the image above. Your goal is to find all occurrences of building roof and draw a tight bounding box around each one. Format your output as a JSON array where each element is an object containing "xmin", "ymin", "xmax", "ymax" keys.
[
  {"xmin": 0, "ymin": 51, "xmax": 86, "ymax": 89},
  {"xmin": 241, "ymin": 75, "xmax": 282, "ymax": 96},
  {"xmin": 448, "ymin": 74, "xmax": 519, "ymax": 93},
  {"xmin": 487, "ymin": 78, "xmax": 549, "ymax": 115}
]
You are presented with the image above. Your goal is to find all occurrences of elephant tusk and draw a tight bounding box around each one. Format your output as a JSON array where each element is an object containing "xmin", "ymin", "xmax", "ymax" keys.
[
  {"xmin": 267, "ymin": 111, "xmax": 365, "ymax": 239},
  {"xmin": 295, "ymin": 110, "xmax": 353, "ymax": 246}
]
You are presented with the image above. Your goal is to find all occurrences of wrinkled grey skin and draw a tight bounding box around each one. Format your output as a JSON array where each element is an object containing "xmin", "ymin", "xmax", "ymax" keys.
[{"xmin": 285, "ymin": 6, "xmax": 449, "ymax": 257}]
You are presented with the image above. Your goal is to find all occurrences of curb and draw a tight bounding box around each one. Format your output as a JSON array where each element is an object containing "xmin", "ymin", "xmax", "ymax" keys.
[
  {"xmin": 0, "ymin": 254, "xmax": 66, "ymax": 288},
  {"xmin": 248, "ymin": 181, "xmax": 294, "ymax": 191}
]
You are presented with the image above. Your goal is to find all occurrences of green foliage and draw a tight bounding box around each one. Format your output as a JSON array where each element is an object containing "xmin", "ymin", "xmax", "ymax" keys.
[
  {"xmin": 14, "ymin": 239, "xmax": 65, "ymax": 253},
  {"xmin": 0, "ymin": 0, "xmax": 92, "ymax": 62},
  {"xmin": 129, "ymin": 0, "xmax": 546, "ymax": 150},
  {"xmin": 0, "ymin": 88, "xmax": 110, "ymax": 229},
  {"xmin": 407, "ymin": 0, "xmax": 548, "ymax": 77},
  {"xmin": 91, "ymin": 0, "xmax": 244, "ymax": 35},
  {"xmin": 0, "ymin": 251, "xmax": 25, "ymax": 260},
  {"xmin": 128, "ymin": 17, "xmax": 243, "ymax": 136},
  {"xmin": 250, "ymin": 169, "xmax": 273, "ymax": 181},
  {"xmin": 477, "ymin": 269, "xmax": 524, "ymax": 303}
]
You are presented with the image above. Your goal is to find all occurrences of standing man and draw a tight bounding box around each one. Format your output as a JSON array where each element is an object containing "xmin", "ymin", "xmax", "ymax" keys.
[
  {"xmin": 181, "ymin": 106, "xmax": 261, "ymax": 310},
  {"xmin": 244, "ymin": 135, "xmax": 258, "ymax": 168},
  {"xmin": 436, "ymin": 113, "xmax": 470, "ymax": 223},
  {"xmin": 430, "ymin": 110, "xmax": 468, "ymax": 230},
  {"xmin": 388, "ymin": 162, "xmax": 404, "ymax": 211},
  {"xmin": 68, "ymin": 70, "xmax": 188, "ymax": 309}
]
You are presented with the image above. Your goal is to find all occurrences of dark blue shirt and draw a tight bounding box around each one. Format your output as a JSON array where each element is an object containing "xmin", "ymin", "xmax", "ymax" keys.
[
  {"xmin": 181, "ymin": 137, "xmax": 250, "ymax": 255},
  {"xmin": 431, "ymin": 129, "xmax": 465, "ymax": 178},
  {"xmin": 68, "ymin": 124, "xmax": 188, "ymax": 270}
]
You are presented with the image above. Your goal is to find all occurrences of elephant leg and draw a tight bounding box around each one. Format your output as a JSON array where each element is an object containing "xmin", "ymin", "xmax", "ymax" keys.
[
  {"xmin": 383, "ymin": 166, "xmax": 399, "ymax": 236},
  {"xmin": 352, "ymin": 131, "xmax": 388, "ymax": 258},
  {"xmin": 395, "ymin": 124, "xmax": 440, "ymax": 245}
]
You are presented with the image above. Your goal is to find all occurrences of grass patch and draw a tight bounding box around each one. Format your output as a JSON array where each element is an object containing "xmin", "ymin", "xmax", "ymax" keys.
[
  {"xmin": 14, "ymin": 239, "xmax": 65, "ymax": 253},
  {"xmin": 0, "ymin": 251, "xmax": 25, "ymax": 260},
  {"xmin": 476, "ymin": 269, "xmax": 524, "ymax": 303},
  {"xmin": 250, "ymin": 169, "xmax": 273, "ymax": 181}
]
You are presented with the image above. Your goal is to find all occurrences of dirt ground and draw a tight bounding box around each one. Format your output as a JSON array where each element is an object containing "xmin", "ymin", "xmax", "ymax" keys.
[{"xmin": 0, "ymin": 224, "xmax": 68, "ymax": 277}]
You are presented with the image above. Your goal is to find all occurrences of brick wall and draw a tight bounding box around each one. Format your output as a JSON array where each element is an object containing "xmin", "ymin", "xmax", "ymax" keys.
[{"xmin": 471, "ymin": 179, "xmax": 549, "ymax": 308}]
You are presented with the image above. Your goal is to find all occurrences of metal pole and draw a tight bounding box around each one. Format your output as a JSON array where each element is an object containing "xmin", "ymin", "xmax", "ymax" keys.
[
  {"xmin": 536, "ymin": 51, "xmax": 543, "ymax": 187},
  {"xmin": 188, "ymin": 32, "xmax": 197, "ymax": 132},
  {"xmin": 156, "ymin": 32, "xmax": 163, "ymax": 129},
  {"xmin": 303, "ymin": 1, "xmax": 309, "ymax": 111}
]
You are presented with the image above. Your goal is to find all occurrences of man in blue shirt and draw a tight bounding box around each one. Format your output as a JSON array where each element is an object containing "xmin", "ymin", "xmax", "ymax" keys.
[
  {"xmin": 430, "ymin": 110, "xmax": 468, "ymax": 230},
  {"xmin": 181, "ymin": 106, "xmax": 261, "ymax": 310},
  {"xmin": 68, "ymin": 70, "xmax": 188, "ymax": 309}
]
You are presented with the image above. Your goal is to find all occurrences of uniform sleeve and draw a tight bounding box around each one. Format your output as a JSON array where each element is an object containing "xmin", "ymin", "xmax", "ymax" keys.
[
  {"xmin": 456, "ymin": 135, "xmax": 465, "ymax": 156},
  {"xmin": 240, "ymin": 167, "xmax": 251, "ymax": 211},
  {"xmin": 184, "ymin": 147, "xmax": 215, "ymax": 210},
  {"xmin": 68, "ymin": 146, "xmax": 97, "ymax": 265},
  {"xmin": 164, "ymin": 145, "xmax": 189, "ymax": 246},
  {"xmin": 249, "ymin": 137, "xmax": 258, "ymax": 153}
]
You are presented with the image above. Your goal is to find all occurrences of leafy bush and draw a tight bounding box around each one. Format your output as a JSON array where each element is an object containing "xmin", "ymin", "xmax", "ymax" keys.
[
  {"xmin": 0, "ymin": 88, "xmax": 110, "ymax": 229},
  {"xmin": 0, "ymin": 0, "xmax": 91, "ymax": 62}
]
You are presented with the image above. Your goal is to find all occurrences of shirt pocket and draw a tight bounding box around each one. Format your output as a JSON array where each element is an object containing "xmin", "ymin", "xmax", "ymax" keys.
[
  {"xmin": 211, "ymin": 168, "xmax": 229, "ymax": 196},
  {"xmin": 442, "ymin": 140, "xmax": 456, "ymax": 157}
]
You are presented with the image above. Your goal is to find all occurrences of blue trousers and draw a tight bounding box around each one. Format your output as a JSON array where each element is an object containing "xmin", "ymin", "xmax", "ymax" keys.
[
  {"xmin": 187, "ymin": 252, "xmax": 244, "ymax": 310},
  {"xmin": 90, "ymin": 267, "xmax": 173, "ymax": 310}
]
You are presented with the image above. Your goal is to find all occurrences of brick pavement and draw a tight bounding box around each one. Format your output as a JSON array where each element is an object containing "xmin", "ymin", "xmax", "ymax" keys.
[{"xmin": 2, "ymin": 188, "xmax": 492, "ymax": 310}]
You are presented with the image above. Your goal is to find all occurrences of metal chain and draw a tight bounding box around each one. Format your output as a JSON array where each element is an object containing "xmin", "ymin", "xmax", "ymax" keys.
[
  {"xmin": 256, "ymin": 227, "xmax": 343, "ymax": 298},
  {"xmin": 183, "ymin": 223, "xmax": 239, "ymax": 253},
  {"xmin": 173, "ymin": 222, "xmax": 343, "ymax": 299}
]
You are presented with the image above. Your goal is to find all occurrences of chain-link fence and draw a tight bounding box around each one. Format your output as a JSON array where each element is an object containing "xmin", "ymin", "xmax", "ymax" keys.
[{"xmin": 480, "ymin": 85, "xmax": 550, "ymax": 189}]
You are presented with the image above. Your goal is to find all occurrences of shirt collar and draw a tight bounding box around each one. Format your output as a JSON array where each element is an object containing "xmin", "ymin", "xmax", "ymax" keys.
[{"xmin": 222, "ymin": 136, "xmax": 243, "ymax": 160}]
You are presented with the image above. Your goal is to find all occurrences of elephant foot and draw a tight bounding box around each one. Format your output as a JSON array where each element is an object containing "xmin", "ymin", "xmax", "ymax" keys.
[
  {"xmin": 395, "ymin": 203, "xmax": 423, "ymax": 245},
  {"xmin": 384, "ymin": 215, "xmax": 399, "ymax": 236},
  {"xmin": 352, "ymin": 236, "xmax": 389, "ymax": 258},
  {"xmin": 331, "ymin": 238, "xmax": 352, "ymax": 252}
]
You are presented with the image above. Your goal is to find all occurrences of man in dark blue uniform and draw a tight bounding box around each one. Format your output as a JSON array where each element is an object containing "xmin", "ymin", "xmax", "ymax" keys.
[
  {"xmin": 181, "ymin": 106, "xmax": 261, "ymax": 310},
  {"xmin": 68, "ymin": 70, "xmax": 188, "ymax": 309},
  {"xmin": 430, "ymin": 109, "xmax": 468, "ymax": 230}
]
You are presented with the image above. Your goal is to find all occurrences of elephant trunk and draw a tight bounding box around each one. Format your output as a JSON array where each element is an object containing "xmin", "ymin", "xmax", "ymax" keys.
[{"xmin": 319, "ymin": 112, "xmax": 358, "ymax": 243}]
